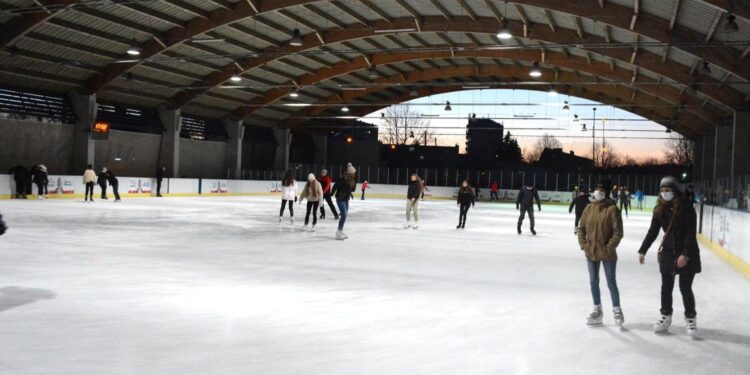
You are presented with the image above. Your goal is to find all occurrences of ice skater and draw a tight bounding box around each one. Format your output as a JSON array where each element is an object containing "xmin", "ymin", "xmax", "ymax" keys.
[
  {"xmin": 516, "ymin": 182, "xmax": 541, "ymax": 235},
  {"xmin": 635, "ymin": 189, "xmax": 644, "ymax": 210},
  {"xmin": 618, "ymin": 187, "xmax": 629, "ymax": 218},
  {"xmin": 104, "ymin": 168, "xmax": 121, "ymax": 202},
  {"xmin": 490, "ymin": 181, "xmax": 499, "ymax": 201},
  {"xmin": 577, "ymin": 180, "xmax": 624, "ymax": 326},
  {"xmin": 331, "ymin": 165, "xmax": 356, "ymax": 240},
  {"xmin": 83, "ymin": 165, "xmax": 97, "ymax": 202},
  {"xmin": 360, "ymin": 180, "xmax": 368, "ymax": 200},
  {"xmin": 318, "ymin": 169, "xmax": 339, "ymax": 220},
  {"xmin": 156, "ymin": 166, "xmax": 166, "ymax": 197},
  {"xmin": 32, "ymin": 164, "xmax": 48, "ymax": 199},
  {"xmin": 456, "ymin": 180, "xmax": 475, "ymax": 229},
  {"xmin": 8, "ymin": 164, "xmax": 29, "ymax": 199},
  {"xmin": 299, "ymin": 173, "xmax": 322, "ymax": 231},
  {"xmin": 638, "ymin": 176, "xmax": 702, "ymax": 335},
  {"xmin": 569, "ymin": 189, "xmax": 591, "ymax": 235},
  {"xmin": 98, "ymin": 167, "xmax": 108, "ymax": 200},
  {"xmin": 279, "ymin": 170, "xmax": 297, "ymax": 224},
  {"xmin": 404, "ymin": 174, "xmax": 422, "ymax": 229},
  {"xmin": 0, "ymin": 211, "xmax": 6, "ymax": 236}
]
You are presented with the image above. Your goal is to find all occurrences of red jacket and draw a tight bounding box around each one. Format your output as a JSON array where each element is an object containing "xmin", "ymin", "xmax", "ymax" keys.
[
  {"xmin": 362, "ymin": 181, "xmax": 368, "ymax": 190},
  {"xmin": 491, "ymin": 182, "xmax": 498, "ymax": 192},
  {"xmin": 320, "ymin": 175, "xmax": 333, "ymax": 194}
]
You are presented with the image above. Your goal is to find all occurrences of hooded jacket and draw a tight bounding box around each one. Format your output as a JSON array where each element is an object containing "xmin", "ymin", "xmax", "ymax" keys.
[
  {"xmin": 577, "ymin": 198, "xmax": 624, "ymax": 262},
  {"xmin": 300, "ymin": 180, "xmax": 323, "ymax": 202},
  {"xmin": 638, "ymin": 196, "xmax": 701, "ymax": 274}
]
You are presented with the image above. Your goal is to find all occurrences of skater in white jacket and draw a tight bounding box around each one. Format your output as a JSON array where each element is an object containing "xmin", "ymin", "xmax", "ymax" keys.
[{"xmin": 279, "ymin": 170, "xmax": 298, "ymax": 224}]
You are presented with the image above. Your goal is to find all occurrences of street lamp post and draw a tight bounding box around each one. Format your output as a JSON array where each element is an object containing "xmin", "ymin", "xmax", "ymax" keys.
[{"xmin": 592, "ymin": 107, "xmax": 597, "ymax": 167}]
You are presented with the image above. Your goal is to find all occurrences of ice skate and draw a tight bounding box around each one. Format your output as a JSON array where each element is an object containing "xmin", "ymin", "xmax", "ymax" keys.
[
  {"xmin": 685, "ymin": 317, "xmax": 697, "ymax": 336},
  {"xmin": 587, "ymin": 305, "xmax": 603, "ymax": 325},
  {"xmin": 310, "ymin": 225, "xmax": 316, "ymax": 232},
  {"xmin": 654, "ymin": 314, "xmax": 672, "ymax": 333},
  {"xmin": 290, "ymin": 217, "xmax": 294, "ymax": 225},
  {"xmin": 456, "ymin": 224, "xmax": 461, "ymax": 229},
  {"xmin": 412, "ymin": 223, "xmax": 419, "ymax": 230},
  {"xmin": 531, "ymin": 228, "xmax": 537, "ymax": 235},
  {"xmin": 613, "ymin": 307, "xmax": 625, "ymax": 327},
  {"xmin": 278, "ymin": 216, "xmax": 282, "ymax": 224},
  {"xmin": 335, "ymin": 230, "xmax": 346, "ymax": 240},
  {"xmin": 303, "ymin": 224, "xmax": 308, "ymax": 231},
  {"xmin": 403, "ymin": 222, "xmax": 412, "ymax": 229}
]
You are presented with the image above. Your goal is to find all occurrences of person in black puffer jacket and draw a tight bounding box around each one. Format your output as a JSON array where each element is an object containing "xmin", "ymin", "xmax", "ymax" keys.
[
  {"xmin": 516, "ymin": 182, "xmax": 541, "ymax": 235},
  {"xmin": 569, "ymin": 190, "xmax": 591, "ymax": 235},
  {"xmin": 105, "ymin": 168, "xmax": 121, "ymax": 202},
  {"xmin": 404, "ymin": 174, "xmax": 422, "ymax": 229},
  {"xmin": 638, "ymin": 176, "xmax": 702, "ymax": 336},
  {"xmin": 331, "ymin": 165, "xmax": 357, "ymax": 240},
  {"xmin": 456, "ymin": 180, "xmax": 475, "ymax": 229}
]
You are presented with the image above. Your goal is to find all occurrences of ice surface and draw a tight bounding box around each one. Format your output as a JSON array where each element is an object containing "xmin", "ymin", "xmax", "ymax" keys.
[{"xmin": 0, "ymin": 196, "xmax": 748, "ymax": 375}]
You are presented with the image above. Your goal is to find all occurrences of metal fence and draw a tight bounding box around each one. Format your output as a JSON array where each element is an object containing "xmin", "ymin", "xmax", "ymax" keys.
[
  {"xmin": 692, "ymin": 175, "xmax": 750, "ymax": 212},
  {"xmin": 239, "ymin": 164, "xmax": 677, "ymax": 195}
]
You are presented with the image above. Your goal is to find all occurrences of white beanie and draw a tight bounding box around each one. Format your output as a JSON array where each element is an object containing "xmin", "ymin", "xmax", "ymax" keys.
[
  {"xmin": 308, "ymin": 173, "xmax": 316, "ymax": 181},
  {"xmin": 347, "ymin": 165, "xmax": 356, "ymax": 174}
]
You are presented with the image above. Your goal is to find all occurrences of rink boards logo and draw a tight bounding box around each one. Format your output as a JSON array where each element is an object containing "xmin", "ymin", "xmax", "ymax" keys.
[
  {"xmin": 269, "ymin": 182, "xmax": 282, "ymax": 193},
  {"xmin": 209, "ymin": 180, "xmax": 228, "ymax": 194},
  {"xmin": 127, "ymin": 179, "xmax": 153, "ymax": 194},
  {"xmin": 49, "ymin": 176, "xmax": 74, "ymax": 194}
]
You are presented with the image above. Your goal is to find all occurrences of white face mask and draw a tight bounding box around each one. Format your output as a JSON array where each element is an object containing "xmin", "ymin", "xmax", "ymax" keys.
[
  {"xmin": 661, "ymin": 192, "xmax": 674, "ymax": 202},
  {"xmin": 593, "ymin": 191, "xmax": 606, "ymax": 201}
]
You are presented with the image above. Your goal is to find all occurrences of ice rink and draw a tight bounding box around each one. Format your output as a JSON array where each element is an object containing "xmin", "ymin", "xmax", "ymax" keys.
[{"xmin": 0, "ymin": 196, "xmax": 748, "ymax": 375}]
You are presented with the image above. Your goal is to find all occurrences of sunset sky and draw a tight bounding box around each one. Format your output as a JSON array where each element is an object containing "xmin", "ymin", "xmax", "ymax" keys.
[{"xmin": 361, "ymin": 89, "xmax": 676, "ymax": 162}]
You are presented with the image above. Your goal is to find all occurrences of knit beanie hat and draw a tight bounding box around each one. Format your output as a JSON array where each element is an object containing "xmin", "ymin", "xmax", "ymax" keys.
[
  {"xmin": 347, "ymin": 165, "xmax": 356, "ymax": 174},
  {"xmin": 308, "ymin": 173, "xmax": 315, "ymax": 181}
]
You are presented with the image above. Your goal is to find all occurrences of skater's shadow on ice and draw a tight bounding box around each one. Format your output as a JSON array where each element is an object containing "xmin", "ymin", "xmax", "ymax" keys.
[
  {"xmin": 0, "ymin": 286, "xmax": 55, "ymax": 313},
  {"xmin": 626, "ymin": 322, "xmax": 750, "ymax": 347}
]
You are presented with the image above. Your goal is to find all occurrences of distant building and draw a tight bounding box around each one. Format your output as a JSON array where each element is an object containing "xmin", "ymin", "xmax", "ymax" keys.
[
  {"xmin": 537, "ymin": 148, "xmax": 595, "ymax": 172},
  {"xmin": 381, "ymin": 144, "xmax": 460, "ymax": 168},
  {"xmin": 466, "ymin": 117, "xmax": 504, "ymax": 168}
]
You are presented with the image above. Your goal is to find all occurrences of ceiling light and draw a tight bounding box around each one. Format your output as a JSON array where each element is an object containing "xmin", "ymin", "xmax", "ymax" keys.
[
  {"xmin": 700, "ymin": 61, "xmax": 711, "ymax": 75},
  {"xmin": 341, "ymin": 106, "xmax": 350, "ymax": 112},
  {"xmin": 284, "ymin": 103, "xmax": 312, "ymax": 107},
  {"xmin": 562, "ymin": 101, "xmax": 570, "ymax": 111},
  {"xmin": 529, "ymin": 61, "xmax": 542, "ymax": 77},
  {"xmin": 445, "ymin": 101, "xmax": 452, "ymax": 111},
  {"xmin": 581, "ymin": 123, "xmax": 587, "ymax": 131},
  {"xmin": 409, "ymin": 89, "xmax": 418, "ymax": 97},
  {"xmin": 497, "ymin": 19, "xmax": 512, "ymax": 40},
  {"xmin": 573, "ymin": 114, "xmax": 579, "ymax": 122},
  {"xmin": 368, "ymin": 66, "xmax": 379, "ymax": 79},
  {"xmin": 126, "ymin": 46, "xmax": 142, "ymax": 56},
  {"xmin": 462, "ymin": 85, "xmax": 490, "ymax": 89},
  {"xmin": 230, "ymin": 73, "xmax": 242, "ymax": 82},
  {"xmin": 289, "ymin": 92, "xmax": 299, "ymax": 98},
  {"xmin": 548, "ymin": 85, "xmax": 558, "ymax": 95},
  {"xmin": 289, "ymin": 29, "xmax": 303, "ymax": 47},
  {"xmin": 724, "ymin": 14, "xmax": 739, "ymax": 33},
  {"xmin": 191, "ymin": 37, "xmax": 226, "ymax": 44}
]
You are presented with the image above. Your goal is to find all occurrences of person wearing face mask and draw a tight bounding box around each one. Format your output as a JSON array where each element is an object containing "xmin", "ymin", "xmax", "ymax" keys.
[
  {"xmin": 404, "ymin": 174, "xmax": 422, "ymax": 229},
  {"xmin": 577, "ymin": 180, "xmax": 624, "ymax": 326},
  {"xmin": 638, "ymin": 176, "xmax": 702, "ymax": 335},
  {"xmin": 456, "ymin": 180, "xmax": 475, "ymax": 229},
  {"xmin": 516, "ymin": 182, "xmax": 541, "ymax": 235}
]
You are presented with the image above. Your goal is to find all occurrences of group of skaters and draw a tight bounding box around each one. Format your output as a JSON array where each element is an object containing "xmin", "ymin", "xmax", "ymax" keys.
[
  {"xmin": 7, "ymin": 164, "xmax": 49, "ymax": 199},
  {"xmin": 82, "ymin": 165, "xmax": 121, "ymax": 202}
]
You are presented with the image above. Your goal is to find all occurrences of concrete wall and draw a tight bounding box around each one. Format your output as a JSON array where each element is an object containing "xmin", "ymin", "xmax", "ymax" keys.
[
  {"xmin": 94, "ymin": 129, "xmax": 161, "ymax": 177},
  {"xmin": 179, "ymin": 138, "xmax": 227, "ymax": 178},
  {"xmin": 0, "ymin": 119, "xmax": 74, "ymax": 174}
]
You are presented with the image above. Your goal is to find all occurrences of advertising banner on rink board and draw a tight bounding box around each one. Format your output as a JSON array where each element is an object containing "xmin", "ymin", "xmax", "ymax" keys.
[
  {"xmin": 127, "ymin": 178, "xmax": 153, "ymax": 194},
  {"xmin": 48, "ymin": 176, "xmax": 74, "ymax": 195},
  {"xmin": 208, "ymin": 180, "xmax": 228, "ymax": 194}
]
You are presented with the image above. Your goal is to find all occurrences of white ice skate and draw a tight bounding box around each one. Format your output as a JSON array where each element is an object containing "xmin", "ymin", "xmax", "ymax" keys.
[
  {"xmin": 290, "ymin": 217, "xmax": 294, "ymax": 225},
  {"xmin": 685, "ymin": 317, "xmax": 697, "ymax": 336},
  {"xmin": 654, "ymin": 314, "xmax": 672, "ymax": 333},
  {"xmin": 613, "ymin": 307, "xmax": 625, "ymax": 327},
  {"xmin": 403, "ymin": 222, "xmax": 412, "ymax": 229},
  {"xmin": 278, "ymin": 216, "xmax": 282, "ymax": 223},
  {"xmin": 335, "ymin": 230, "xmax": 347, "ymax": 240},
  {"xmin": 586, "ymin": 305, "xmax": 603, "ymax": 325},
  {"xmin": 310, "ymin": 225, "xmax": 316, "ymax": 232},
  {"xmin": 412, "ymin": 223, "xmax": 419, "ymax": 230},
  {"xmin": 303, "ymin": 224, "xmax": 308, "ymax": 231}
]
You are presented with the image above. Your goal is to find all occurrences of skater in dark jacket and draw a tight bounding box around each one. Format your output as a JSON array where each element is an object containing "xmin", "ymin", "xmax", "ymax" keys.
[
  {"xmin": 638, "ymin": 176, "xmax": 702, "ymax": 335},
  {"xmin": 404, "ymin": 174, "xmax": 422, "ymax": 229},
  {"xmin": 32, "ymin": 164, "xmax": 48, "ymax": 199},
  {"xmin": 156, "ymin": 166, "xmax": 166, "ymax": 197},
  {"xmin": 331, "ymin": 165, "xmax": 356, "ymax": 240},
  {"xmin": 456, "ymin": 180, "xmax": 475, "ymax": 229},
  {"xmin": 105, "ymin": 168, "xmax": 121, "ymax": 202},
  {"xmin": 318, "ymin": 169, "xmax": 339, "ymax": 220},
  {"xmin": 97, "ymin": 168, "xmax": 108, "ymax": 200},
  {"xmin": 7, "ymin": 165, "xmax": 30, "ymax": 199},
  {"xmin": 569, "ymin": 190, "xmax": 591, "ymax": 234},
  {"xmin": 516, "ymin": 183, "xmax": 541, "ymax": 235}
]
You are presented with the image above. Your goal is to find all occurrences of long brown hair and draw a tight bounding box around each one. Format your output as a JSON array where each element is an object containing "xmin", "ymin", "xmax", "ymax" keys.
[
  {"xmin": 343, "ymin": 173, "xmax": 355, "ymax": 190},
  {"xmin": 654, "ymin": 189, "xmax": 683, "ymax": 216},
  {"xmin": 459, "ymin": 179, "xmax": 472, "ymax": 193}
]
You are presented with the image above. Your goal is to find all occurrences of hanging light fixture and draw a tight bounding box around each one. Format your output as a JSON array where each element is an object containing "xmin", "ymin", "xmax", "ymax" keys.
[
  {"xmin": 445, "ymin": 101, "xmax": 452, "ymax": 111},
  {"xmin": 126, "ymin": 45, "xmax": 142, "ymax": 56},
  {"xmin": 289, "ymin": 29, "xmax": 303, "ymax": 47},
  {"xmin": 724, "ymin": 14, "xmax": 739, "ymax": 33},
  {"xmin": 230, "ymin": 73, "xmax": 242, "ymax": 82},
  {"xmin": 581, "ymin": 123, "xmax": 587, "ymax": 131},
  {"xmin": 548, "ymin": 85, "xmax": 558, "ymax": 96},
  {"xmin": 700, "ymin": 61, "xmax": 711, "ymax": 75},
  {"xmin": 409, "ymin": 89, "xmax": 418, "ymax": 97},
  {"xmin": 368, "ymin": 65, "xmax": 379, "ymax": 79},
  {"xmin": 341, "ymin": 106, "xmax": 350, "ymax": 112},
  {"xmin": 497, "ymin": 19, "xmax": 512, "ymax": 40},
  {"xmin": 289, "ymin": 92, "xmax": 299, "ymax": 98},
  {"xmin": 573, "ymin": 114, "xmax": 579, "ymax": 122},
  {"xmin": 529, "ymin": 61, "xmax": 542, "ymax": 77},
  {"xmin": 562, "ymin": 101, "xmax": 570, "ymax": 111},
  {"xmin": 409, "ymin": 131, "xmax": 415, "ymax": 138}
]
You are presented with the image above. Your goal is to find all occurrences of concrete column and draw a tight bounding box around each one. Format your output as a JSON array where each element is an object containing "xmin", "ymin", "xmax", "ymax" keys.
[
  {"xmin": 158, "ymin": 106, "xmax": 181, "ymax": 178},
  {"xmin": 734, "ymin": 111, "xmax": 750, "ymax": 176},
  {"xmin": 224, "ymin": 118, "xmax": 244, "ymax": 179},
  {"xmin": 715, "ymin": 123, "xmax": 733, "ymax": 179},
  {"xmin": 68, "ymin": 92, "xmax": 97, "ymax": 174},
  {"xmin": 273, "ymin": 127, "xmax": 290, "ymax": 171},
  {"xmin": 312, "ymin": 134, "xmax": 328, "ymax": 165}
]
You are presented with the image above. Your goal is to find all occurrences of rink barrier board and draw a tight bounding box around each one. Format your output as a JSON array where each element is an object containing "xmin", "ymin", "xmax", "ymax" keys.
[{"xmin": 696, "ymin": 234, "xmax": 750, "ymax": 278}]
